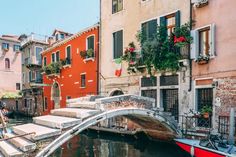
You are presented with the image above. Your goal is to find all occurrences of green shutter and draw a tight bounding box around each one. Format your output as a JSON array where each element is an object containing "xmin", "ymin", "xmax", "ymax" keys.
[
  {"xmin": 141, "ymin": 22, "xmax": 148, "ymax": 42},
  {"xmin": 175, "ymin": 10, "xmax": 181, "ymax": 28},
  {"xmin": 29, "ymin": 71, "xmax": 32, "ymax": 81},
  {"xmin": 117, "ymin": 30, "xmax": 123, "ymax": 58},
  {"xmin": 160, "ymin": 16, "xmax": 167, "ymax": 40},
  {"xmin": 88, "ymin": 36, "xmax": 94, "ymax": 50},
  {"xmin": 67, "ymin": 46, "xmax": 71, "ymax": 59},
  {"xmin": 148, "ymin": 19, "xmax": 157, "ymax": 40}
]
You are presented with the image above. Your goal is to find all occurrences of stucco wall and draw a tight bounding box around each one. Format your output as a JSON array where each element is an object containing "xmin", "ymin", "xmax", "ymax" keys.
[
  {"xmin": 100, "ymin": 0, "xmax": 192, "ymax": 116},
  {"xmin": 192, "ymin": 0, "xmax": 236, "ymax": 79},
  {"xmin": 42, "ymin": 27, "xmax": 99, "ymax": 115},
  {"xmin": 0, "ymin": 39, "xmax": 21, "ymax": 93}
]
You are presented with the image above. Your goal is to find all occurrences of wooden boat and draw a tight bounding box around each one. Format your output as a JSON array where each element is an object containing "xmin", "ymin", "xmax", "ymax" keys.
[{"xmin": 175, "ymin": 137, "xmax": 236, "ymax": 157}]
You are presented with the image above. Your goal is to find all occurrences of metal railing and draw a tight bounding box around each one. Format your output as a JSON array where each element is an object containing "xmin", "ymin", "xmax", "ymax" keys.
[
  {"xmin": 180, "ymin": 115, "xmax": 212, "ymax": 137},
  {"xmin": 218, "ymin": 116, "xmax": 236, "ymax": 137}
]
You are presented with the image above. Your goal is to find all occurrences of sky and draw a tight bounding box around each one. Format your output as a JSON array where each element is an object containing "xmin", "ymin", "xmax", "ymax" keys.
[{"xmin": 0, "ymin": 0, "xmax": 99, "ymax": 36}]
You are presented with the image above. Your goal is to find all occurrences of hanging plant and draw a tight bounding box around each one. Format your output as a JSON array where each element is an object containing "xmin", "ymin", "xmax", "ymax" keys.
[
  {"xmin": 122, "ymin": 22, "xmax": 192, "ymax": 76},
  {"xmin": 80, "ymin": 50, "xmax": 87, "ymax": 59},
  {"xmin": 121, "ymin": 42, "xmax": 143, "ymax": 74}
]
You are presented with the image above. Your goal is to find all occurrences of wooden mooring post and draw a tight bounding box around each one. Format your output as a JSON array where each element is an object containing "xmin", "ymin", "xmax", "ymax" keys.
[{"xmin": 229, "ymin": 108, "xmax": 235, "ymax": 145}]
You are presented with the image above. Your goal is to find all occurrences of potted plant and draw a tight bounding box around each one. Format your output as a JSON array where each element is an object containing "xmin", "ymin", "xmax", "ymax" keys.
[
  {"xmin": 86, "ymin": 49, "xmax": 94, "ymax": 58},
  {"xmin": 195, "ymin": 54, "xmax": 210, "ymax": 65},
  {"xmin": 80, "ymin": 50, "xmax": 87, "ymax": 59},
  {"xmin": 200, "ymin": 105, "xmax": 212, "ymax": 119}
]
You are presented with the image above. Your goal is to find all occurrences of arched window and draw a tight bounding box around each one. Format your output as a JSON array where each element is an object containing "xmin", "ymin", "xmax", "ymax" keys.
[{"xmin": 5, "ymin": 58, "xmax": 10, "ymax": 69}]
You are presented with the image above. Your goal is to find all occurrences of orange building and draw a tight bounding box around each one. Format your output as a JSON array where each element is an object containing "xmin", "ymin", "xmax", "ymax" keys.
[{"xmin": 41, "ymin": 24, "xmax": 99, "ymax": 115}]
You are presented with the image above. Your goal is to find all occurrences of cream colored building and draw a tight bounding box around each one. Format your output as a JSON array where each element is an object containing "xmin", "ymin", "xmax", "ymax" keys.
[{"xmin": 100, "ymin": 0, "xmax": 192, "ymax": 120}]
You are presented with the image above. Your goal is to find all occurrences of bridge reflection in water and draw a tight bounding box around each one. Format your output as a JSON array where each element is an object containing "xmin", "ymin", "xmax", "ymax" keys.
[{"xmin": 53, "ymin": 132, "xmax": 190, "ymax": 157}]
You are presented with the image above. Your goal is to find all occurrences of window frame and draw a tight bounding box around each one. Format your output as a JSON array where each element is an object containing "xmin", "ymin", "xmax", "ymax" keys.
[
  {"xmin": 65, "ymin": 45, "xmax": 72, "ymax": 60},
  {"xmin": 2, "ymin": 43, "xmax": 9, "ymax": 50},
  {"xmin": 44, "ymin": 97, "xmax": 48, "ymax": 111},
  {"xmin": 56, "ymin": 50, "xmax": 60, "ymax": 62},
  {"xmin": 13, "ymin": 45, "xmax": 20, "ymax": 52},
  {"xmin": 51, "ymin": 53, "xmax": 55, "ymax": 63},
  {"xmin": 198, "ymin": 27, "xmax": 211, "ymax": 56},
  {"xmin": 43, "ymin": 57, "xmax": 47, "ymax": 67},
  {"xmin": 5, "ymin": 58, "xmax": 10, "ymax": 69},
  {"xmin": 35, "ymin": 46, "xmax": 43, "ymax": 64},
  {"xmin": 80, "ymin": 73, "xmax": 86, "ymax": 88},
  {"xmin": 16, "ymin": 83, "xmax": 21, "ymax": 90},
  {"xmin": 112, "ymin": 30, "xmax": 123, "ymax": 59},
  {"xmin": 112, "ymin": 0, "xmax": 123, "ymax": 14}
]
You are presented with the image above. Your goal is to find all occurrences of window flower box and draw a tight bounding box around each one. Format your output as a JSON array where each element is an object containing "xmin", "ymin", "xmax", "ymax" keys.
[{"xmin": 195, "ymin": 54, "xmax": 210, "ymax": 65}]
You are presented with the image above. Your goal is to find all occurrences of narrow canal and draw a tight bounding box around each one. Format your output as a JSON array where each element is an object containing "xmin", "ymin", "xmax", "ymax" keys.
[{"xmin": 8, "ymin": 116, "xmax": 190, "ymax": 157}]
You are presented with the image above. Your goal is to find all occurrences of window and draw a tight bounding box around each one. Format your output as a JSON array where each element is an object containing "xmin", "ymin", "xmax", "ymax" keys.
[
  {"xmin": 60, "ymin": 34, "xmax": 65, "ymax": 39},
  {"xmin": 142, "ymin": 19, "xmax": 157, "ymax": 41},
  {"xmin": 81, "ymin": 74, "xmax": 86, "ymax": 88},
  {"xmin": 141, "ymin": 77, "xmax": 157, "ymax": 87},
  {"xmin": 56, "ymin": 51, "xmax": 60, "ymax": 62},
  {"xmin": 5, "ymin": 58, "xmax": 10, "ymax": 69},
  {"xmin": 29, "ymin": 71, "xmax": 35, "ymax": 82},
  {"xmin": 35, "ymin": 47, "xmax": 43, "ymax": 64},
  {"xmin": 43, "ymin": 57, "xmax": 47, "ymax": 66},
  {"xmin": 44, "ymin": 97, "xmax": 48, "ymax": 110},
  {"xmin": 160, "ymin": 11, "xmax": 180, "ymax": 38},
  {"xmin": 199, "ymin": 27, "xmax": 211, "ymax": 56},
  {"xmin": 2, "ymin": 43, "xmax": 9, "ymax": 50},
  {"xmin": 66, "ymin": 46, "xmax": 71, "ymax": 64},
  {"xmin": 24, "ymin": 99, "xmax": 27, "ymax": 108},
  {"xmin": 87, "ymin": 36, "xmax": 95, "ymax": 51},
  {"xmin": 190, "ymin": 24, "xmax": 216, "ymax": 59},
  {"xmin": 56, "ymin": 34, "xmax": 59, "ymax": 41},
  {"xmin": 51, "ymin": 53, "xmax": 55, "ymax": 63},
  {"xmin": 113, "ymin": 30, "xmax": 123, "ymax": 59},
  {"xmin": 16, "ymin": 83, "xmax": 21, "ymax": 90},
  {"xmin": 28, "ymin": 48, "xmax": 31, "ymax": 57},
  {"xmin": 66, "ymin": 96, "xmax": 71, "ymax": 100},
  {"xmin": 112, "ymin": 0, "xmax": 123, "ymax": 14},
  {"xmin": 13, "ymin": 45, "xmax": 20, "ymax": 52}
]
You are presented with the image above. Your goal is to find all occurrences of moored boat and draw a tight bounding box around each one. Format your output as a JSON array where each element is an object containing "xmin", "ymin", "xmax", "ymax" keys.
[{"xmin": 175, "ymin": 137, "xmax": 236, "ymax": 157}]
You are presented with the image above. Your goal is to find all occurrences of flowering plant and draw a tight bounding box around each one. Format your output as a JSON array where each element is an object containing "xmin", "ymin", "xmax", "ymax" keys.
[{"xmin": 122, "ymin": 42, "xmax": 143, "ymax": 73}]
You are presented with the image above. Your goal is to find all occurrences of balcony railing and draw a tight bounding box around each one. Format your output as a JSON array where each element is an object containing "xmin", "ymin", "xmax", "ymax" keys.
[{"xmin": 21, "ymin": 33, "xmax": 48, "ymax": 47}]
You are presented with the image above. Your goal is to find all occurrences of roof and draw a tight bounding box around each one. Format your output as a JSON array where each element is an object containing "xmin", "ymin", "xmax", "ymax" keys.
[
  {"xmin": 42, "ymin": 23, "xmax": 99, "ymax": 55},
  {"xmin": 0, "ymin": 35, "xmax": 20, "ymax": 43},
  {"xmin": 52, "ymin": 29, "xmax": 73, "ymax": 36}
]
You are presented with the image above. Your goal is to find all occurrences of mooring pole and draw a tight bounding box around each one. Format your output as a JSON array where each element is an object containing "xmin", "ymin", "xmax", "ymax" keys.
[{"xmin": 229, "ymin": 108, "xmax": 235, "ymax": 145}]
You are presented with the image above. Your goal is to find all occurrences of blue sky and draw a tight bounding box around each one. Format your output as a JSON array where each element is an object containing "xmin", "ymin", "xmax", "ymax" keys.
[{"xmin": 0, "ymin": 0, "xmax": 99, "ymax": 36}]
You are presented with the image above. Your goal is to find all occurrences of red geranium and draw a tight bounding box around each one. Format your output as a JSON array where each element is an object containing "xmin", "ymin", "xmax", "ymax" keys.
[
  {"xmin": 174, "ymin": 36, "xmax": 186, "ymax": 44},
  {"xmin": 129, "ymin": 47, "xmax": 135, "ymax": 53}
]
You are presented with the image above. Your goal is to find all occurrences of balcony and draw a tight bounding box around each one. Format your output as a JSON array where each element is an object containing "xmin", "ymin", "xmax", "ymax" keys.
[
  {"xmin": 61, "ymin": 58, "xmax": 72, "ymax": 68},
  {"xmin": 29, "ymin": 78, "xmax": 44, "ymax": 87},
  {"xmin": 25, "ymin": 56, "xmax": 42, "ymax": 70},
  {"xmin": 21, "ymin": 33, "xmax": 48, "ymax": 47}
]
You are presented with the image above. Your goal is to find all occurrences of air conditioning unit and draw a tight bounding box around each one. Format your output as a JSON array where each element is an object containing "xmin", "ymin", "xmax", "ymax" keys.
[{"xmin": 192, "ymin": 0, "xmax": 208, "ymax": 8}]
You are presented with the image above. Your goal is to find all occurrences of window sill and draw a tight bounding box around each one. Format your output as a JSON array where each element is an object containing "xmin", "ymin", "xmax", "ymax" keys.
[
  {"xmin": 80, "ymin": 87, "xmax": 86, "ymax": 89},
  {"xmin": 62, "ymin": 64, "xmax": 71, "ymax": 69},
  {"xmin": 83, "ymin": 58, "xmax": 95, "ymax": 63},
  {"xmin": 112, "ymin": 9, "xmax": 125, "ymax": 16}
]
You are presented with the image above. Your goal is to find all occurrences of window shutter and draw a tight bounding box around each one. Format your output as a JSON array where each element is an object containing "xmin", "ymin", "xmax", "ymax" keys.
[
  {"xmin": 190, "ymin": 30, "xmax": 199, "ymax": 59},
  {"xmin": 160, "ymin": 16, "xmax": 167, "ymax": 40},
  {"xmin": 141, "ymin": 23, "xmax": 148, "ymax": 42},
  {"xmin": 175, "ymin": 10, "xmax": 181, "ymax": 28},
  {"xmin": 148, "ymin": 19, "xmax": 157, "ymax": 39},
  {"xmin": 210, "ymin": 24, "xmax": 216, "ymax": 56},
  {"xmin": 117, "ymin": 30, "xmax": 123, "ymax": 58},
  {"xmin": 29, "ymin": 71, "xmax": 32, "ymax": 82}
]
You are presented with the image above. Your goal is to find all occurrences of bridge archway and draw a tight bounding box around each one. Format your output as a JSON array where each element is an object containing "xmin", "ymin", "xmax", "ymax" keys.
[
  {"xmin": 36, "ymin": 108, "xmax": 181, "ymax": 157},
  {"xmin": 109, "ymin": 89, "xmax": 124, "ymax": 96}
]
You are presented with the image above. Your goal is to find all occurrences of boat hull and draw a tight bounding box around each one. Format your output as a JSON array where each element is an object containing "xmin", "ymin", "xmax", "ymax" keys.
[{"xmin": 176, "ymin": 140, "xmax": 228, "ymax": 157}]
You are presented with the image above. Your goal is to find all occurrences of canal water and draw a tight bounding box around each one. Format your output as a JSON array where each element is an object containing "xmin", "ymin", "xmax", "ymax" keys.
[{"xmin": 8, "ymin": 117, "xmax": 190, "ymax": 157}]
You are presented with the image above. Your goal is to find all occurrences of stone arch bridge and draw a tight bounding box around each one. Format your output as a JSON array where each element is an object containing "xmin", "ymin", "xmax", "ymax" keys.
[{"xmin": 0, "ymin": 95, "xmax": 181, "ymax": 157}]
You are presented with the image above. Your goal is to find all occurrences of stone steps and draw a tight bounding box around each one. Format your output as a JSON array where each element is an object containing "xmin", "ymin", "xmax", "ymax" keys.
[
  {"xmin": 0, "ymin": 141, "xmax": 23, "ymax": 157},
  {"xmin": 67, "ymin": 101, "xmax": 97, "ymax": 109},
  {"xmin": 33, "ymin": 115, "xmax": 81, "ymax": 129},
  {"xmin": 12, "ymin": 123, "xmax": 61, "ymax": 141},
  {"xmin": 51, "ymin": 108, "xmax": 100, "ymax": 119},
  {"xmin": 4, "ymin": 133, "xmax": 36, "ymax": 152}
]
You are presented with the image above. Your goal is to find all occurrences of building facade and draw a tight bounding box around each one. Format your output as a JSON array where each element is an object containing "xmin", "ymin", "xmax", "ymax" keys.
[
  {"xmin": 100, "ymin": 0, "xmax": 191, "ymax": 120},
  {"xmin": 21, "ymin": 33, "xmax": 48, "ymax": 116},
  {"xmin": 191, "ymin": 0, "xmax": 236, "ymax": 128},
  {"xmin": 42, "ymin": 24, "xmax": 99, "ymax": 115},
  {"xmin": 0, "ymin": 35, "xmax": 22, "ymax": 110}
]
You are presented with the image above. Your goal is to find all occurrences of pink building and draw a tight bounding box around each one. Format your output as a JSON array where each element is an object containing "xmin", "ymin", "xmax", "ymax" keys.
[
  {"xmin": 191, "ymin": 0, "xmax": 236, "ymax": 128},
  {"xmin": 0, "ymin": 35, "xmax": 22, "ymax": 110}
]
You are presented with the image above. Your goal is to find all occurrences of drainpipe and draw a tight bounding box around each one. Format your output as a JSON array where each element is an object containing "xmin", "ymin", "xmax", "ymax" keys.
[
  {"xmin": 188, "ymin": 0, "xmax": 193, "ymax": 92},
  {"xmin": 97, "ymin": 0, "xmax": 102, "ymax": 95}
]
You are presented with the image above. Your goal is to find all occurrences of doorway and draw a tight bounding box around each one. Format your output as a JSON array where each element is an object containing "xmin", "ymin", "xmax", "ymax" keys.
[{"xmin": 52, "ymin": 82, "xmax": 60, "ymax": 109}]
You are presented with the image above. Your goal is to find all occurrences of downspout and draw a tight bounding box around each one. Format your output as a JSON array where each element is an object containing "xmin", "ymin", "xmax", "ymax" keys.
[
  {"xmin": 188, "ymin": 0, "xmax": 193, "ymax": 92},
  {"xmin": 97, "ymin": 0, "xmax": 102, "ymax": 95}
]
